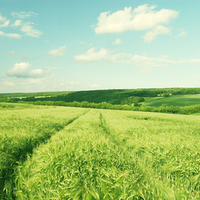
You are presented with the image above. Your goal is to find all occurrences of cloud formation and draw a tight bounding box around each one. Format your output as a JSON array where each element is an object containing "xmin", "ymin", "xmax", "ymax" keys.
[
  {"xmin": 0, "ymin": 20, "xmax": 10, "ymax": 28},
  {"xmin": 20, "ymin": 23, "xmax": 43, "ymax": 38},
  {"xmin": 74, "ymin": 47, "xmax": 110, "ymax": 62},
  {"xmin": 0, "ymin": 31, "xmax": 22, "ymax": 39},
  {"xmin": 0, "ymin": 14, "xmax": 6, "ymax": 22},
  {"xmin": 95, "ymin": 4, "xmax": 178, "ymax": 42},
  {"xmin": 142, "ymin": 25, "xmax": 171, "ymax": 43},
  {"xmin": 7, "ymin": 50, "xmax": 18, "ymax": 55},
  {"xmin": 0, "ymin": 13, "xmax": 42, "ymax": 39},
  {"xmin": 191, "ymin": 59, "xmax": 200, "ymax": 64},
  {"xmin": 74, "ymin": 47, "xmax": 186, "ymax": 72},
  {"xmin": 0, "ymin": 14, "xmax": 10, "ymax": 28},
  {"xmin": 4, "ymin": 81, "xmax": 15, "ymax": 86},
  {"xmin": 7, "ymin": 62, "xmax": 49, "ymax": 78},
  {"xmin": 95, "ymin": 5, "xmax": 178, "ymax": 34},
  {"xmin": 11, "ymin": 20, "xmax": 22, "ymax": 27},
  {"xmin": 48, "ymin": 45, "xmax": 66, "ymax": 58},
  {"xmin": 11, "ymin": 11, "xmax": 38, "ymax": 18},
  {"xmin": 112, "ymin": 38, "xmax": 122, "ymax": 45},
  {"xmin": 90, "ymin": 84, "xmax": 101, "ymax": 88},
  {"xmin": 178, "ymin": 31, "xmax": 188, "ymax": 37}
]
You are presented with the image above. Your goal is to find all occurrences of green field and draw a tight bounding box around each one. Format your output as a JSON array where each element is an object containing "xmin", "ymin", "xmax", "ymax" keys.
[
  {"xmin": 0, "ymin": 102, "xmax": 38, "ymax": 110},
  {"xmin": 145, "ymin": 95, "xmax": 200, "ymax": 107},
  {"xmin": 1, "ymin": 105, "xmax": 200, "ymax": 199}
]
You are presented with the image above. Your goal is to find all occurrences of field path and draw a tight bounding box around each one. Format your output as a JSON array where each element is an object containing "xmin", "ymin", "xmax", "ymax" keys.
[
  {"xmin": 0, "ymin": 107, "xmax": 89, "ymax": 199},
  {"xmin": 1, "ymin": 108, "xmax": 200, "ymax": 199}
]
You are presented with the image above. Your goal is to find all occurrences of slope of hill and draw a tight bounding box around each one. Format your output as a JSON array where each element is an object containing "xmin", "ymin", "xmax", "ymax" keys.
[
  {"xmin": 145, "ymin": 95, "xmax": 200, "ymax": 107},
  {"xmin": 3, "ymin": 88, "xmax": 200, "ymax": 106}
]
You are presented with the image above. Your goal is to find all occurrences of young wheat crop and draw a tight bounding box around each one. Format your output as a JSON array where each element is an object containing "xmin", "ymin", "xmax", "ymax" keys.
[
  {"xmin": 13, "ymin": 109, "xmax": 200, "ymax": 199},
  {"xmin": 0, "ymin": 106, "xmax": 88, "ymax": 199}
]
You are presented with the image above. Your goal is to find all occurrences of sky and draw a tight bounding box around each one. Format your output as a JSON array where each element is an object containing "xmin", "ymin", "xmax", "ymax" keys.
[{"xmin": 0, "ymin": 0, "xmax": 200, "ymax": 93}]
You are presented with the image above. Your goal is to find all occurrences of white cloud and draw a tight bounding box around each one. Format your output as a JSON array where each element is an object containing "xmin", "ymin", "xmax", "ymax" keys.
[
  {"xmin": 191, "ymin": 59, "xmax": 200, "ymax": 64},
  {"xmin": 75, "ymin": 47, "xmax": 182, "ymax": 72},
  {"xmin": 49, "ymin": 66, "xmax": 63, "ymax": 70},
  {"xmin": 0, "ymin": 14, "xmax": 6, "ymax": 22},
  {"xmin": 95, "ymin": 4, "xmax": 178, "ymax": 41},
  {"xmin": 0, "ymin": 14, "xmax": 10, "ymax": 29},
  {"xmin": 0, "ymin": 13, "xmax": 42, "ymax": 39},
  {"xmin": 90, "ymin": 84, "xmax": 101, "ymax": 88},
  {"xmin": 74, "ymin": 46, "xmax": 200, "ymax": 72},
  {"xmin": 0, "ymin": 20, "xmax": 10, "ymax": 28},
  {"xmin": 142, "ymin": 25, "xmax": 171, "ymax": 43},
  {"xmin": 26, "ymin": 78, "xmax": 45, "ymax": 85},
  {"xmin": 67, "ymin": 81, "xmax": 80, "ymax": 86},
  {"xmin": 11, "ymin": 20, "xmax": 22, "ymax": 27},
  {"xmin": 0, "ymin": 14, "xmax": 42, "ymax": 39},
  {"xmin": 6, "ymin": 62, "xmax": 49, "ymax": 78},
  {"xmin": 128, "ymin": 55, "xmax": 173, "ymax": 71},
  {"xmin": 20, "ymin": 23, "xmax": 43, "ymax": 38},
  {"xmin": 78, "ymin": 41, "xmax": 93, "ymax": 47},
  {"xmin": 4, "ymin": 81, "xmax": 15, "ymax": 86},
  {"xmin": 7, "ymin": 62, "xmax": 30, "ymax": 77},
  {"xmin": 112, "ymin": 38, "xmax": 121, "ymax": 45},
  {"xmin": 7, "ymin": 50, "xmax": 18, "ymax": 55},
  {"xmin": 6, "ymin": 33, "xmax": 22, "ymax": 39},
  {"xmin": 58, "ymin": 80, "xmax": 80, "ymax": 87},
  {"xmin": 109, "ymin": 53, "xmax": 178, "ymax": 72},
  {"xmin": 178, "ymin": 31, "xmax": 188, "ymax": 37},
  {"xmin": 74, "ymin": 47, "xmax": 110, "ymax": 62},
  {"xmin": 0, "ymin": 30, "xmax": 22, "ymax": 39},
  {"xmin": 11, "ymin": 11, "xmax": 38, "ymax": 19},
  {"xmin": 48, "ymin": 45, "xmax": 66, "ymax": 58},
  {"xmin": 0, "ymin": 31, "xmax": 5, "ymax": 36}
]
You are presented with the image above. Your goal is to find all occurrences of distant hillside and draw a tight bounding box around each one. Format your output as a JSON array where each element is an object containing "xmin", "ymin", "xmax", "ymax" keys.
[
  {"xmin": 1, "ymin": 87, "xmax": 200, "ymax": 106},
  {"xmin": 145, "ymin": 95, "xmax": 200, "ymax": 107},
  {"xmin": 37, "ymin": 89, "xmax": 149, "ymax": 105}
]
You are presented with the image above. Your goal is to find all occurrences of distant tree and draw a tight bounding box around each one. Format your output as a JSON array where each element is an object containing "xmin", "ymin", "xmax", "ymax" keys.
[
  {"xmin": 138, "ymin": 97, "xmax": 145, "ymax": 102},
  {"xmin": 134, "ymin": 102, "xmax": 139, "ymax": 107},
  {"xmin": 164, "ymin": 93, "xmax": 170, "ymax": 97},
  {"xmin": 159, "ymin": 104, "xmax": 168, "ymax": 113}
]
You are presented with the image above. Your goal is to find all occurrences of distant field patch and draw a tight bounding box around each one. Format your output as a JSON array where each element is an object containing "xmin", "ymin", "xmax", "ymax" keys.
[
  {"xmin": 144, "ymin": 97, "xmax": 164, "ymax": 102},
  {"xmin": 0, "ymin": 102, "xmax": 34, "ymax": 109},
  {"xmin": 145, "ymin": 95, "xmax": 200, "ymax": 107}
]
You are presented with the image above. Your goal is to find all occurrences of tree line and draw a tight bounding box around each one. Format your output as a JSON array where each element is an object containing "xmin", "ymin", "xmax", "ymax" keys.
[
  {"xmin": 13, "ymin": 100, "xmax": 200, "ymax": 115},
  {"xmin": 2, "ymin": 87, "xmax": 200, "ymax": 105}
]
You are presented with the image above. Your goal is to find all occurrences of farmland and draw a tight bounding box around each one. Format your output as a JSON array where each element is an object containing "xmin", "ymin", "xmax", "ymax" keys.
[
  {"xmin": 1, "ymin": 88, "xmax": 200, "ymax": 115},
  {"xmin": 145, "ymin": 95, "xmax": 200, "ymax": 107},
  {"xmin": 0, "ymin": 105, "xmax": 200, "ymax": 199}
]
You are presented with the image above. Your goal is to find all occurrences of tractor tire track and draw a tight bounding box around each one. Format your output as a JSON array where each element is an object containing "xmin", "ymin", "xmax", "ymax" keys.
[{"xmin": 1, "ymin": 109, "xmax": 90, "ymax": 200}]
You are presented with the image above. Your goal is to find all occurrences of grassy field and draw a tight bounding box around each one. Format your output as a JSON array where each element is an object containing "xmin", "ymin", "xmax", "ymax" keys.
[
  {"xmin": 145, "ymin": 95, "xmax": 200, "ymax": 107},
  {"xmin": 0, "ymin": 102, "xmax": 35, "ymax": 110},
  {"xmin": 1, "ymin": 105, "xmax": 200, "ymax": 199},
  {"xmin": 0, "ymin": 106, "xmax": 88, "ymax": 199}
]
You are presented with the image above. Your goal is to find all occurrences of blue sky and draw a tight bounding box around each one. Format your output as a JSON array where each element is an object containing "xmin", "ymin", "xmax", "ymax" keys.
[{"xmin": 0, "ymin": 0, "xmax": 200, "ymax": 93}]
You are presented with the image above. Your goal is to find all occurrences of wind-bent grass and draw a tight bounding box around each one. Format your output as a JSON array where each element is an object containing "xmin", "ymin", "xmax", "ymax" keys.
[
  {"xmin": 101, "ymin": 110, "xmax": 200, "ymax": 199},
  {"xmin": 0, "ymin": 106, "xmax": 88, "ymax": 199},
  {"xmin": 14, "ymin": 109, "xmax": 200, "ymax": 199}
]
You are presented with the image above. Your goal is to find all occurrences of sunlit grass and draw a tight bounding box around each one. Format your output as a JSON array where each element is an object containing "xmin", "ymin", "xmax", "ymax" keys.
[
  {"xmin": 12, "ymin": 109, "xmax": 200, "ymax": 199},
  {"xmin": 0, "ymin": 106, "xmax": 88, "ymax": 199}
]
